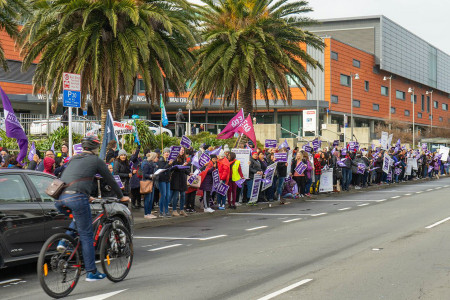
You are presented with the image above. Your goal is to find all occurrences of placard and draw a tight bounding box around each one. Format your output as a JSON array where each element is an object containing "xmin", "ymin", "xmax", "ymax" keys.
[
  {"xmin": 265, "ymin": 139, "xmax": 277, "ymax": 148},
  {"xmin": 380, "ymin": 131, "xmax": 388, "ymax": 150},
  {"xmin": 294, "ymin": 161, "xmax": 307, "ymax": 175},
  {"xmin": 274, "ymin": 152, "xmax": 288, "ymax": 162},
  {"xmin": 198, "ymin": 152, "xmax": 211, "ymax": 168},
  {"xmin": 169, "ymin": 146, "xmax": 182, "ymax": 161},
  {"xmin": 187, "ymin": 169, "xmax": 201, "ymax": 185},
  {"xmin": 382, "ymin": 154, "xmax": 391, "ymax": 174},
  {"xmin": 318, "ymin": 169, "xmax": 333, "ymax": 193},
  {"xmin": 232, "ymin": 149, "xmax": 251, "ymax": 179},
  {"xmin": 286, "ymin": 150, "xmax": 293, "ymax": 176},
  {"xmin": 261, "ymin": 163, "xmax": 277, "ymax": 191},
  {"xmin": 73, "ymin": 143, "xmax": 83, "ymax": 155},
  {"xmin": 180, "ymin": 136, "xmax": 192, "ymax": 148},
  {"xmin": 113, "ymin": 175, "xmax": 124, "ymax": 189},
  {"xmin": 216, "ymin": 182, "xmax": 229, "ymax": 196},
  {"xmin": 249, "ymin": 174, "xmax": 262, "ymax": 203}
]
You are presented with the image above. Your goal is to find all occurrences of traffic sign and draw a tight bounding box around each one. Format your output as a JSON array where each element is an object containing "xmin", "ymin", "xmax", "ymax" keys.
[
  {"xmin": 63, "ymin": 73, "xmax": 81, "ymax": 91},
  {"xmin": 63, "ymin": 90, "xmax": 81, "ymax": 108}
]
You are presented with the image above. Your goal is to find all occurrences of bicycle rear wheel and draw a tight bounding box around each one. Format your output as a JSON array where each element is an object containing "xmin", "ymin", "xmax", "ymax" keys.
[
  {"xmin": 100, "ymin": 224, "xmax": 133, "ymax": 282},
  {"xmin": 37, "ymin": 233, "xmax": 82, "ymax": 298}
]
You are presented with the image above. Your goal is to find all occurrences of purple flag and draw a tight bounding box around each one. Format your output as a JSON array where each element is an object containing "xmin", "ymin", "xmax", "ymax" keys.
[
  {"xmin": 1, "ymin": 87, "xmax": 28, "ymax": 163},
  {"xmin": 28, "ymin": 142, "xmax": 36, "ymax": 161},
  {"xmin": 396, "ymin": 139, "xmax": 401, "ymax": 147},
  {"xmin": 51, "ymin": 141, "xmax": 55, "ymax": 152},
  {"xmin": 209, "ymin": 146, "xmax": 222, "ymax": 156},
  {"xmin": 217, "ymin": 109, "xmax": 244, "ymax": 139},
  {"xmin": 235, "ymin": 178, "xmax": 246, "ymax": 188},
  {"xmin": 278, "ymin": 139, "xmax": 289, "ymax": 150}
]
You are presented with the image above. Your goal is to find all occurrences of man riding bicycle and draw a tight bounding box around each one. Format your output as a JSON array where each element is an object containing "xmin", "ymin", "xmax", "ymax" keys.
[{"xmin": 55, "ymin": 136, "xmax": 130, "ymax": 282}]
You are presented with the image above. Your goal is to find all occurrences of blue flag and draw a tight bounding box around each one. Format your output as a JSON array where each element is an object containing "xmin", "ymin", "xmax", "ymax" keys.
[
  {"xmin": 99, "ymin": 110, "xmax": 117, "ymax": 160},
  {"xmin": 1, "ymin": 86, "xmax": 28, "ymax": 163},
  {"xmin": 160, "ymin": 94, "xmax": 168, "ymax": 127},
  {"xmin": 133, "ymin": 120, "xmax": 140, "ymax": 146}
]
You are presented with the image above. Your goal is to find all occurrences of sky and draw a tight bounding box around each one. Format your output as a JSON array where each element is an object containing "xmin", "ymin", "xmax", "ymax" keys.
[{"xmin": 189, "ymin": 0, "xmax": 450, "ymax": 54}]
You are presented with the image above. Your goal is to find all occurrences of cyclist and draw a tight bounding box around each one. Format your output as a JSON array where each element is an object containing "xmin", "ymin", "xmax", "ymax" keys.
[{"xmin": 55, "ymin": 135, "xmax": 130, "ymax": 282}]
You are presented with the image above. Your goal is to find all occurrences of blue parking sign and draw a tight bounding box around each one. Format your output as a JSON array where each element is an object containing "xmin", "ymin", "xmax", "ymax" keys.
[{"xmin": 63, "ymin": 90, "xmax": 81, "ymax": 108}]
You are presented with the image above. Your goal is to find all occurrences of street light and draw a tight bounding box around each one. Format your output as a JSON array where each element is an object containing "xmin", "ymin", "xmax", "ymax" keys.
[
  {"xmin": 426, "ymin": 90, "xmax": 433, "ymax": 133},
  {"xmin": 383, "ymin": 75, "xmax": 392, "ymax": 131},
  {"xmin": 186, "ymin": 100, "xmax": 192, "ymax": 136},
  {"xmin": 350, "ymin": 73, "xmax": 359, "ymax": 141},
  {"xmin": 408, "ymin": 87, "xmax": 415, "ymax": 148}
]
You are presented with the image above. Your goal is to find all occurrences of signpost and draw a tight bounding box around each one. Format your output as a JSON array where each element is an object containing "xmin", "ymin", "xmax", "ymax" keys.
[{"xmin": 63, "ymin": 72, "xmax": 81, "ymax": 157}]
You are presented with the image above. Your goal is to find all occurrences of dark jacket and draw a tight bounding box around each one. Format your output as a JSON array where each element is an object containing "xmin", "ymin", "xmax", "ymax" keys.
[
  {"xmin": 156, "ymin": 157, "xmax": 171, "ymax": 182},
  {"xmin": 276, "ymin": 161, "xmax": 288, "ymax": 177},
  {"xmin": 141, "ymin": 160, "xmax": 156, "ymax": 181},
  {"xmin": 113, "ymin": 159, "xmax": 131, "ymax": 192},
  {"xmin": 200, "ymin": 161, "xmax": 216, "ymax": 192},
  {"xmin": 27, "ymin": 160, "xmax": 38, "ymax": 171},
  {"xmin": 129, "ymin": 146, "xmax": 141, "ymax": 189},
  {"xmin": 170, "ymin": 160, "xmax": 190, "ymax": 192},
  {"xmin": 105, "ymin": 148, "xmax": 118, "ymax": 163},
  {"xmin": 249, "ymin": 158, "xmax": 262, "ymax": 179}
]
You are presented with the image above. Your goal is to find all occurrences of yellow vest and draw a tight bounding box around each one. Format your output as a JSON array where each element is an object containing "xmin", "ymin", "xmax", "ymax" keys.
[{"xmin": 231, "ymin": 160, "xmax": 241, "ymax": 181}]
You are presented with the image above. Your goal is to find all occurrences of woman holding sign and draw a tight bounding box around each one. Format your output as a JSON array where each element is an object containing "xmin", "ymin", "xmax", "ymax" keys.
[
  {"xmin": 157, "ymin": 148, "xmax": 173, "ymax": 217},
  {"xmin": 170, "ymin": 150, "xmax": 190, "ymax": 217},
  {"xmin": 113, "ymin": 149, "xmax": 131, "ymax": 197}
]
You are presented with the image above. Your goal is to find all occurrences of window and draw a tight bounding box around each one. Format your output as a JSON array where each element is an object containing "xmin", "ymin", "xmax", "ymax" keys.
[
  {"xmin": 381, "ymin": 86, "xmax": 389, "ymax": 96},
  {"xmin": 331, "ymin": 51, "xmax": 338, "ymax": 60},
  {"xmin": 138, "ymin": 79, "xmax": 145, "ymax": 92},
  {"xmin": 391, "ymin": 107, "xmax": 396, "ymax": 114},
  {"xmin": 404, "ymin": 110, "xmax": 410, "ymax": 116},
  {"xmin": 364, "ymin": 81, "xmax": 369, "ymax": 91},
  {"xmin": 440, "ymin": 117, "xmax": 443, "ymax": 122},
  {"xmin": 434, "ymin": 101, "xmax": 438, "ymax": 109},
  {"xmin": 427, "ymin": 96, "xmax": 430, "ymax": 113},
  {"xmin": 412, "ymin": 95, "xmax": 417, "ymax": 104},
  {"xmin": 418, "ymin": 112, "xmax": 422, "ymax": 118},
  {"xmin": 421, "ymin": 95, "xmax": 425, "ymax": 111},
  {"xmin": 28, "ymin": 175, "xmax": 55, "ymax": 202},
  {"xmin": 353, "ymin": 100, "xmax": 360, "ymax": 108},
  {"xmin": 396, "ymin": 90, "xmax": 405, "ymax": 100},
  {"xmin": 340, "ymin": 74, "xmax": 350, "ymax": 86},
  {"xmin": 331, "ymin": 95, "xmax": 338, "ymax": 104},
  {"xmin": 0, "ymin": 174, "xmax": 30, "ymax": 202},
  {"xmin": 353, "ymin": 59, "xmax": 360, "ymax": 68},
  {"xmin": 443, "ymin": 103, "xmax": 449, "ymax": 111},
  {"xmin": 373, "ymin": 104, "xmax": 379, "ymax": 111}
]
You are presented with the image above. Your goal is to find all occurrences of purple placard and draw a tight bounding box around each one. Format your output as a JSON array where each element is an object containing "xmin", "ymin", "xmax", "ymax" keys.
[
  {"xmin": 333, "ymin": 140, "xmax": 339, "ymax": 146},
  {"xmin": 180, "ymin": 136, "xmax": 191, "ymax": 148},
  {"xmin": 357, "ymin": 163, "xmax": 365, "ymax": 174},
  {"xmin": 312, "ymin": 139, "xmax": 321, "ymax": 151},
  {"xmin": 235, "ymin": 178, "xmax": 246, "ymax": 188},
  {"xmin": 249, "ymin": 174, "xmax": 262, "ymax": 202},
  {"xmin": 386, "ymin": 172, "xmax": 392, "ymax": 181},
  {"xmin": 113, "ymin": 175, "xmax": 124, "ymax": 188},
  {"xmin": 337, "ymin": 160, "xmax": 346, "ymax": 167},
  {"xmin": 265, "ymin": 139, "xmax": 277, "ymax": 148},
  {"xmin": 216, "ymin": 182, "xmax": 229, "ymax": 196},
  {"xmin": 212, "ymin": 169, "xmax": 220, "ymax": 189},
  {"xmin": 422, "ymin": 143, "xmax": 427, "ymax": 151},
  {"xmin": 199, "ymin": 152, "xmax": 211, "ymax": 168},
  {"xmin": 394, "ymin": 168, "xmax": 402, "ymax": 175},
  {"xmin": 303, "ymin": 144, "xmax": 312, "ymax": 153},
  {"xmin": 169, "ymin": 146, "xmax": 182, "ymax": 161},
  {"xmin": 73, "ymin": 143, "xmax": 83, "ymax": 155},
  {"xmin": 274, "ymin": 152, "xmax": 288, "ymax": 162},
  {"xmin": 187, "ymin": 169, "xmax": 201, "ymax": 185},
  {"xmin": 348, "ymin": 141, "xmax": 357, "ymax": 152},
  {"xmin": 294, "ymin": 161, "xmax": 307, "ymax": 175}
]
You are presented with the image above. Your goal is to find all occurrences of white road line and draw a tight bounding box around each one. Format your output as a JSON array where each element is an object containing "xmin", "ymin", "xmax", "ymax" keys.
[
  {"xmin": 338, "ymin": 207, "xmax": 351, "ymax": 211},
  {"xmin": 246, "ymin": 226, "xmax": 268, "ymax": 231},
  {"xmin": 304, "ymin": 199, "xmax": 381, "ymax": 202},
  {"xmin": 229, "ymin": 213, "xmax": 314, "ymax": 216},
  {"xmin": 426, "ymin": 217, "xmax": 450, "ymax": 229},
  {"xmin": 199, "ymin": 235, "xmax": 228, "ymax": 241},
  {"xmin": 444, "ymin": 185, "xmax": 449, "ymax": 187},
  {"xmin": 404, "ymin": 193, "xmax": 412, "ymax": 196},
  {"xmin": 257, "ymin": 279, "xmax": 313, "ymax": 300},
  {"xmin": 426, "ymin": 189, "xmax": 434, "ymax": 191},
  {"xmin": 376, "ymin": 199, "xmax": 387, "ymax": 202},
  {"xmin": 0, "ymin": 279, "xmax": 21, "ymax": 285},
  {"xmin": 416, "ymin": 191, "xmax": 423, "ymax": 194},
  {"xmin": 391, "ymin": 196, "xmax": 400, "ymax": 199},
  {"xmin": 435, "ymin": 187, "xmax": 442, "ymax": 189},
  {"xmin": 77, "ymin": 289, "xmax": 127, "ymax": 300},
  {"xmin": 135, "ymin": 235, "xmax": 227, "ymax": 241},
  {"xmin": 358, "ymin": 203, "xmax": 370, "ymax": 207},
  {"xmin": 311, "ymin": 213, "xmax": 327, "ymax": 217},
  {"xmin": 148, "ymin": 244, "xmax": 183, "ymax": 252},
  {"xmin": 283, "ymin": 218, "xmax": 302, "ymax": 223}
]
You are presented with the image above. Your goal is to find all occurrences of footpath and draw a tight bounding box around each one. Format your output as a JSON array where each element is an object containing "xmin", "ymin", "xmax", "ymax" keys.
[{"xmin": 131, "ymin": 177, "xmax": 442, "ymax": 230}]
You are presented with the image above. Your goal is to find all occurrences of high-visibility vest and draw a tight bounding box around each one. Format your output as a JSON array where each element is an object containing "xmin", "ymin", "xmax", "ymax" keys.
[{"xmin": 231, "ymin": 160, "xmax": 241, "ymax": 181}]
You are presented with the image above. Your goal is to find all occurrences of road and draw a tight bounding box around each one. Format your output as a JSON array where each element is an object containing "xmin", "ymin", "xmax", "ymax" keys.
[{"xmin": 2, "ymin": 177, "xmax": 450, "ymax": 300}]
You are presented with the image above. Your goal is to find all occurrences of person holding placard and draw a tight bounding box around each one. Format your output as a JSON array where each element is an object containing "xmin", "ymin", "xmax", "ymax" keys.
[
  {"xmin": 247, "ymin": 151, "xmax": 263, "ymax": 204},
  {"xmin": 291, "ymin": 152, "xmax": 306, "ymax": 197},
  {"xmin": 170, "ymin": 151, "xmax": 190, "ymax": 217},
  {"xmin": 113, "ymin": 149, "xmax": 131, "ymax": 197},
  {"xmin": 228, "ymin": 152, "xmax": 243, "ymax": 209},
  {"xmin": 156, "ymin": 148, "xmax": 173, "ymax": 217},
  {"xmin": 199, "ymin": 155, "xmax": 218, "ymax": 213},
  {"xmin": 275, "ymin": 149, "xmax": 288, "ymax": 202}
]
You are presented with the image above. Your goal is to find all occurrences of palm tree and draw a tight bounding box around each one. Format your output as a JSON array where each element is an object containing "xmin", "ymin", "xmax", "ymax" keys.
[
  {"xmin": 19, "ymin": 0, "xmax": 196, "ymax": 128},
  {"xmin": 188, "ymin": 0, "xmax": 324, "ymax": 115},
  {"xmin": 0, "ymin": 0, "xmax": 28, "ymax": 70}
]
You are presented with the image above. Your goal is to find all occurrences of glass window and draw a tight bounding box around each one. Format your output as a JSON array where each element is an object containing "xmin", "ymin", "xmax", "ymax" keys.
[
  {"xmin": 434, "ymin": 101, "xmax": 438, "ymax": 109},
  {"xmin": 443, "ymin": 103, "xmax": 448, "ymax": 111},
  {"xmin": 353, "ymin": 100, "xmax": 360, "ymax": 108},
  {"xmin": 331, "ymin": 95, "xmax": 338, "ymax": 104},
  {"xmin": 353, "ymin": 59, "xmax": 360, "ymax": 68},
  {"xmin": 0, "ymin": 174, "xmax": 30, "ymax": 202},
  {"xmin": 439, "ymin": 117, "xmax": 443, "ymax": 122},
  {"xmin": 331, "ymin": 51, "xmax": 338, "ymax": 60},
  {"xmin": 404, "ymin": 110, "xmax": 410, "ymax": 116},
  {"xmin": 411, "ymin": 95, "xmax": 417, "ymax": 104},
  {"xmin": 340, "ymin": 74, "xmax": 350, "ymax": 86},
  {"xmin": 417, "ymin": 112, "xmax": 422, "ymax": 118},
  {"xmin": 427, "ymin": 96, "xmax": 430, "ymax": 113},
  {"xmin": 364, "ymin": 81, "xmax": 369, "ymax": 91},
  {"xmin": 28, "ymin": 174, "xmax": 55, "ymax": 202},
  {"xmin": 391, "ymin": 107, "xmax": 396, "ymax": 114},
  {"xmin": 421, "ymin": 95, "xmax": 425, "ymax": 111},
  {"xmin": 381, "ymin": 86, "xmax": 388, "ymax": 96},
  {"xmin": 373, "ymin": 104, "xmax": 379, "ymax": 111},
  {"xmin": 396, "ymin": 90, "xmax": 405, "ymax": 100},
  {"xmin": 138, "ymin": 79, "xmax": 145, "ymax": 92}
]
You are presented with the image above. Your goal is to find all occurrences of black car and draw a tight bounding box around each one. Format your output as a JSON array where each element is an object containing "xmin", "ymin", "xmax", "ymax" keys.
[{"xmin": 0, "ymin": 169, "xmax": 134, "ymax": 268}]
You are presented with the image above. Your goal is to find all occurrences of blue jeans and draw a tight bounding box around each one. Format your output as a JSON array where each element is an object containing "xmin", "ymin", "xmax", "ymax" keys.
[
  {"xmin": 305, "ymin": 178, "xmax": 312, "ymax": 194},
  {"xmin": 246, "ymin": 179, "xmax": 254, "ymax": 199},
  {"xmin": 144, "ymin": 190, "xmax": 154, "ymax": 215},
  {"xmin": 158, "ymin": 181, "xmax": 171, "ymax": 214},
  {"xmin": 55, "ymin": 193, "xmax": 97, "ymax": 273},
  {"xmin": 171, "ymin": 190, "xmax": 186, "ymax": 211},
  {"xmin": 342, "ymin": 168, "xmax": 351, "ymax": 190},
  {"xmin": 277, "ymin": 177, "xmax": 285, "ymax": 195}
]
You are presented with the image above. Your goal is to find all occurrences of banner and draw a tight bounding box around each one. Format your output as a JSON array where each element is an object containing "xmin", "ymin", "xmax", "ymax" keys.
[
  {"xmin": 113, "ymin": 121, "xmax": 134, "ymax": 135},
  {"xmin": 261, "ymin": 162, "xmax": 277, "ymax": 191},
  {"xmin": 232, "ymin": 148, "xmax": 251, "ymax": 178},
  {"xmin": 265, "ymin": 139, "xmax": 277, "ymax": 148},
  {"xmin": 99, "ymin": 110, "xmax": 117, "ymax": 160},
  {"xmin": 217, "ymin": 108, "xmax": 244, "ymax": 139},
  {"xmin": 169, "ymin": 146, "xmax": 182, "ymax": 161},
  {"xmin": 302, "ymin": 110, "xmax": 316, "ymax": 134},
  {"xmin": 236, "ymin": 114, "xmax": 257, "ymax": 146},
  {"xmin": 249, "ymin": 174, "xmax": 262, "ymax": 203},
  {"xmin": 318, "ymin": 169, "xmax": 333, "ymax": 193},
  {"xmin": 274, "ymin": 152, "xmax": 288, "ymax": 162},
  {"xmin": 180, "ymin": 136, "xmax": 192, "ymax": 148}
]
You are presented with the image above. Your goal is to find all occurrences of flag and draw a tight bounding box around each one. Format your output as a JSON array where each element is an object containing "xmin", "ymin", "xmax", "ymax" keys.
[
  {"xmin": 133, "ymin": 120, "xmax": 140, "ymax": 146},
  {"xmin": 191, "ymin": 152, "xmax": 200, "ymax": 169},
  {"xmin": 278, "ymin": 139, "xmax": 289, "ymax": 150},
  {"xmin": 396, "ymin": 139, "xmax": 401, "ymax": 147},
  {"xmin": 236, "ymin": 114, "xmax": 257, "ymax": 146},
  {"xmin": 217, "ymin": 108, "xmax": 244, "ymax": 139},
  {"xmin": 99, "ymin": 110, "xmax": 117, "ymax": 160},
  {"xmin": 50, "ymin": 141, "xmax": 55, "ymax": 152},
  {"xmin": 28, "ymin": 142, "xmax": 36, "ymax": 161},
  {"xmin": 160, "ymin": 94, "xmax": 168, "ymax": 127},
  {"xmin": 209, "ymin": 146, "xmax": 222, "ymax": 156},
  {"xmin": 1, "ymin": 86, "xmax": 28, "ymax": 163}
]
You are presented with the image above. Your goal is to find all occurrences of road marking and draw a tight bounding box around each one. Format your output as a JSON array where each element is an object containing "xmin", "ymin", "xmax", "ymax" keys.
[
  {"xmin": 426, "ymin": 217, "xmax": 450, "ymax": 229},
  {"xmin": 305, "ymin": 199, "xmax": 381, "ymax": 202},
  {"xmin": 199, "ymin": 235, "xmax": 228, "ymax": 241},
  {"xmin": 229, "ymin": 213, "xmax": 315, "ymax": 216},
  {"xmin": 311, "ymin": 213, "xmax": 327, "ymax": 217},
  {"xmin": 0, "ymin": 279, "xmax": 21, "ymax": 285},
  {"xmin": 416, "ymin": 191, "xmax": 423, "ymax": 194},
  {"xmin": 257, "ymin": 279, "xmax": 313, "ymax": 300},
  {"xmin": 283, "ymin": 218, "xmax": 302, "ymax": 223},
  {"xmin": 148, "ymin": 244, "xmax": 183, "ymax": 252},
  {"xmin": 358, "ymin": 203, "xmax": 370, "ymax": 207},
  {"xmin": 338, "ymin": 207, "xmax": 351, "ymax": 211},
  {"xmin": 444, "ymin": 185, "xmax": 449, "ymax": 187},
  {"xmin": 376, "ymin": 199, "xmax": 387, "ymax": 202},
  {"xmin": 404, "ymin": 193, "xmax": 412, "ymax": 196},
  {"xmin": 435, "ymin": 187, "xmax": 442, "ymax": 189},
  {"xmin": 391, "ymin": 196, "xmax": 400, "ymax": 199},
  {"xmin": 135, "ymin": 235, "xmax": 227, "ymax": 241},
  {"xmin": 426, "ymin": 189, "xmax": 434, "ymax": 191},
  {"xmin": 77, "ymin": 289, "xmax": 127, "ymax": 300},
  {"xmin": 246, "ymin": 226, "xmax": 268, "ymax": 231}
]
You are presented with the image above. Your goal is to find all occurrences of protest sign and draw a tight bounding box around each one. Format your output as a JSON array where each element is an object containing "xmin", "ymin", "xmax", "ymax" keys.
[
  {"xmin": 274, "ymin": 152, "xmax": 288, "ymax": 162},
  {"xmin": 187, "ymin": 169, "xmax": 201, "ymax": 185},
  {"xmin": 198, "ymin": 152, "xmax": 211, "ymax": 168},
  {"xmin": 380, "ymin": 131, "xmax": 388, "ymax": 150},
  {"xmin": 333, "ymin": 140, "xmax": 339, "ymax": 146},
  {"xmin": 180, "ymin": 136, "xmax": 191, "ymax": 148},
  {"xmin": 438, "ymin": 147, "xmax": 449, "ymax": 162},
  {"xmin": 382, "ymin": 154, "xmax": 391, "ymax": 174},
  {"xmin": 286, "ymin": 150, "xmax": 293, "ymax": 176},
  {"xmin": 312, "ymin": 139, "xmax": 321, "ymax": 151},
  {"xmin": 113, "ymin": 175, "xmax": 124, "ymax": 189},
  {"xmin": 387, "ymin": 134, "xmax": 393, "ymax": 148},
  {"xmin": 216, "ymin": 182, "xmax": 229, "ymax": 196},
  {"xmin": 169, "ymin": 146, "xmax": 182, "ymax": 161},
  {"xmin": 261, "ymin": 163, "xmax": 277, "ymax": 191},
  {"xmin": 319, "ymin": 169, "xmax": 333, "ymax": 193},
  {"xmin": 73, "ymin": 143, "xmax": 83, "ymax": 155},
  {"xmin": 265, "ymin": 139, "xmax": 277, "ymax": 148},
  {"xmin": 232, "ymin": 148, "xmax": 251, "ymax": 178},
  {"xmin": 357, "ymin": 163, "xmax": 365, "ymax": 174},
  {"xmin": 294, "ymin": 161, "xmax": 307, "ymax": 175},
  {"xmin": 302, "ymin": 144, "xmax": 312, "ymax": 153},
  {"xmin": 249, "ymin": 174, "xmax": 262, "ymax": 203},
  {"xmin": 212, "ymin": 169, "xmax": 220, "ymax": 190}
]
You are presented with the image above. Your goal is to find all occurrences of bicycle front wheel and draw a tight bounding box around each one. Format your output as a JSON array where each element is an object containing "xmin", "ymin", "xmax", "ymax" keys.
[
  {"xmin": 100, "ymin": 224, "xmax": 133, "ymax": 282},
  {"xmin": 37, "ymin": 233, "xmax": 81, "ymax": 299}
]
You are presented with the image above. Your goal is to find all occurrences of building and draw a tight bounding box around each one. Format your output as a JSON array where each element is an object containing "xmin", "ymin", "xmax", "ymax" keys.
[{"xmin": 0, "ymin": 15, "xmax": 449, "ymax": 138}]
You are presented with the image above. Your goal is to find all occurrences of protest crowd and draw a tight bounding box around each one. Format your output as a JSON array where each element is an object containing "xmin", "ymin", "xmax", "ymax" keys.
[{"xmin": 1, "ymin": 107, "xmax": 450, "ymax": 221}]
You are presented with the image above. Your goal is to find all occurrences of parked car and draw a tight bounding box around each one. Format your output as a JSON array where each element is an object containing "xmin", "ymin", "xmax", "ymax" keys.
[
  {"xmin": 0, "ymin": 169, "xmax": 133, "ymax": 268},
  {"xmin": 124, "ymin": 119, "xmax": 173, "ymax": 136},
  {"xmin": 29, "ymin": 116, "xmax": 101, "ymax": 135}
]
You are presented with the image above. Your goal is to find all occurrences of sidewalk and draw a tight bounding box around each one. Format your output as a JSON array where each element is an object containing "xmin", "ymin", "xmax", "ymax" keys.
[{"xmin": 131, "ymin": 176, "xmax": 442, "ymax": 230}]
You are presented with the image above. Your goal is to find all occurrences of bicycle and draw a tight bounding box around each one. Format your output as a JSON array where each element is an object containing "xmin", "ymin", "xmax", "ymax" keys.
[{"xmin": 37, "ymin": 198, "xmax": 133, "ymax": 298}]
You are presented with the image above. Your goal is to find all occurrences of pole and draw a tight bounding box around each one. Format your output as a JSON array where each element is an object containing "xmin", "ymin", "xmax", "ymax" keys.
[
  {"xmin": 46, "ymin": 94, "xmax": 50, "ymax": 136},
  {"xmin": 68, "ymin": 107, "xmax": 73, "ymax": 157},
  {"xmin": 343, "ymin": 114, "xmax": 347, "ymax": 148},
  {"xmin": 160, "ymin": 120, "xmax": 163, "ymax": 150},
  {"xmin": 412, "ymin": 90, "xmax": 415, "ymax": 149},
  {"xmin": 430, "ymin": 91, "xmax": 433, "ymax": 133},
  {"xmin": 388, "ymin": 77, "xmax": 392, "ymax": 131},
  {"xmin": 316, "ymin": 99, "xmax": 319, "ymax": 137},
  {"xmin": 350, "ymin": 76, "xmax": 353, "ymax": 141},
  {"xmin": 188, "ymin": 107, "xmax": 191, "ymax": 136}
]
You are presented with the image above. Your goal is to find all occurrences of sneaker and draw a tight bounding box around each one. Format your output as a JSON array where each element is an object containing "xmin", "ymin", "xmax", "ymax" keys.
[
  {"xmin": 218, "ymin": 205, "xmax": 225, "ymax": 210},
  {"xmin": 179, "ymin": 210, "xmax": 188, "ymax": 217},
  {"xmin": 145, "ymin": 214, "xmax": 157, "ymax": 219},
  {"xmin": 355, "ymin": 186, "xmax": 361, "ymax": 190},
  {"xmin": 57, "ymin": 239, "xmax": 68, "ymax": 253},
  {"xmin": 86, "ymin": 270, "xmax": 106, "ymax": 282},
  {"xmin": 235, "ymin": 202, "xmax": 242, "ymax": 206},
  {"xmin": 165, "ymin": 213, "xmax": 172, "ymax": 218},
  {"xmin": 172, "ymin": 211, "xmax": 180, "ymax": 217},
  {"xmin": 206, "ymin": 207, "xmax": 215, "ymax": 213},
  {"xmin": 277, "ymin": 195, "xmax": 281, "ymax": 201},
  {"xmin": 159, "ymin": 213, "xmax": 164, "ymax": 218}
]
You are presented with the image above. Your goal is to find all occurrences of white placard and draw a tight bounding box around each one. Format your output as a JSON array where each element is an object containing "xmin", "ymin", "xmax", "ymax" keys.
[
  {"xmin": 439, "ymin": 147, "xmax": 449, "ymax": 162},
  {"xmin": 232, "ymin": 148, "xmax": 251, "ymax": 179},
  {"xmin": 286, "ymin": 150, "xmax": 293, "ymax": 176},
  {"xmin": 380, "ymin": 131, "xmax": 388, "ymax": 150},
  {"xmin": 319, "ymin": 169, "xmax": 333, "ymax": 193}
]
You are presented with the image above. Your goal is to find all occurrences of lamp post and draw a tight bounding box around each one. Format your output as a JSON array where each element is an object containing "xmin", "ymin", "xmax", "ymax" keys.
[
  {"xmin": 350, "ymin": 72, "xmax": 359, "ymax": 141},
  {"xmin": 186, "ymin": 100, "xmax": 192, "ymax": 136},
  {"xmin": 408, "ymin": 87, "xmax": 415, "ymax": 148},
  {"xmin": 426, "ymin": 90, "xmax": 433, "ymax": 133},
  {"xmin": 383, "ymin": 75, "xmax": 392, "ymax": 131}
]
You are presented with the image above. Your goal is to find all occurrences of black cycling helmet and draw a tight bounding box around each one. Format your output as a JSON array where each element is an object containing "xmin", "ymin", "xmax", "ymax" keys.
[{"xmin": 81, "ymin": 135, "xmax": 101, "ymax": 151}]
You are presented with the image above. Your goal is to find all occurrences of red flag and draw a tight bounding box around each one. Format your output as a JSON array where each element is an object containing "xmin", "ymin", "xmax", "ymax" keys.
[
  {"xmin": 237, "ymin": 114, "xmax": 257, "ymax": 146},
  {"xmin": 217, "ymin": 109, "xmax": 244, "ymax": 139}
]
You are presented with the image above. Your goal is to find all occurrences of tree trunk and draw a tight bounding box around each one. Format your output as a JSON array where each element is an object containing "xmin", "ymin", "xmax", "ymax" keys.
[
  {"xmin": 238, "ymin": 81, "xmax": 253, "ymax": 116},
  {"xmin": 100, "ymin": 99, "xmax": 112, "ymax": 137}
]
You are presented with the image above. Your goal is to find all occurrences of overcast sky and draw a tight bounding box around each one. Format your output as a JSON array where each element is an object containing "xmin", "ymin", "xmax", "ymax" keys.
[{"xmin": 189, "ymin": 0, "xmax": 450, "ymax": 54}]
